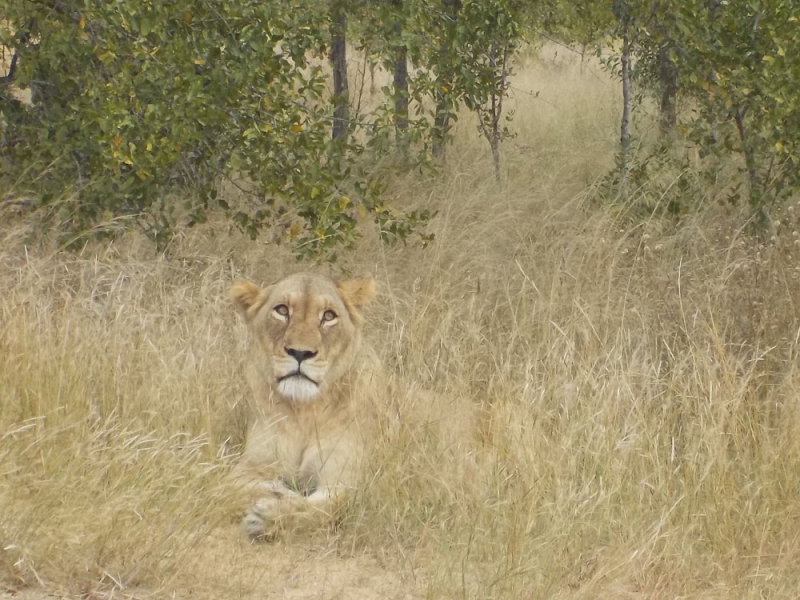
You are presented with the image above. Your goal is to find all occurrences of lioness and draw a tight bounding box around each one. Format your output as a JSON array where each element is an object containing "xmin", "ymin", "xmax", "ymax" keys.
[{"xmin": 230, "ymin": 272, "xmax": 382, "ymax": 540}]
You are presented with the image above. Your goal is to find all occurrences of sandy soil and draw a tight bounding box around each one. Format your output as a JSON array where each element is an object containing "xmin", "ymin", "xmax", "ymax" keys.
[{"xmin": 174, "ymin": 529, "xmax": 420, "ymax": 600}]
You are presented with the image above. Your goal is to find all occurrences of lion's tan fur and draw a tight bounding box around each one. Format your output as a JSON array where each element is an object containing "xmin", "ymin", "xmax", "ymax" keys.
[{"xmin": 230, "ymin": 273, "xmax": 386, "ymax": 539}]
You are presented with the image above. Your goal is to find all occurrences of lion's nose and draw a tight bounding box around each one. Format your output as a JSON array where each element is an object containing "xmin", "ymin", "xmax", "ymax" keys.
[{"xmin": 285, "ymin": 347, "xmax": 317, "ymax": 363}]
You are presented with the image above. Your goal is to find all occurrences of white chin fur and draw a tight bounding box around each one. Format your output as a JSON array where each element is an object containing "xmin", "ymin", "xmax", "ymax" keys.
[{"xmin": 277, "ymin": 376, "xmax": 320, "ymax": 403}]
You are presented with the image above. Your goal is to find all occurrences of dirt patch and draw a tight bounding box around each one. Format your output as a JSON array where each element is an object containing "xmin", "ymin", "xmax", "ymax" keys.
[{"xmin": 171, "ymin": 528, "xmax": 419, "ymax": 600}]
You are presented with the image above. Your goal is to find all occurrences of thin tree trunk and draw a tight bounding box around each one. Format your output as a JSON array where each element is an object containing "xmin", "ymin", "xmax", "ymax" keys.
[
  {"xmin": 475, "ymin": 44, "xmax": 508, "ymax": 182},
  {"xmin": 489, "ymin": 45, "xmax": 508, "ymax": 181},
  {"xmin": 1, "ymin": 19, "xmax": 33, "ymax": 87},
  {"xmin": 620, "ymin": 27, "xmax": 632, "ymax": 187},
  {"xmin": 432, "ymin": 97, "xmax": 450, "ymax": 160},
  {"xmin": 0, "ymin": 51, "xmax": 18, "ymax": 85},
  {"xmin": 330, "ymin": 1, "xmax": 348, "ymax": 144},
  {"xmin": 393, "ymin": 52, "xmax": 408, "ymax": 138},
  {"xmin": 392, "ymin": 1, "xmax": 408, "ymax": 143},
  {"xmin": 734, "ymin": 104, "xmax": 760, "ymax": 207},
  {"xmin": 431, "ymin": 0, "xmax": 461, "ymax": 160},
  {"xmin": 490, "ymin": 134, "xmax": 500, "ymax": 181},
  {"xmin": 658, "ymin": 42, "xmax": 678, "ymax": 133},
  {"xmin": 580, "ymin": 43, "xmax": 587, "ymax": 75}
]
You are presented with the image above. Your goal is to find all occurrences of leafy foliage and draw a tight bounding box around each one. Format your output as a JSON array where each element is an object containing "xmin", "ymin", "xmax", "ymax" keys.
[
  {"xmin": 0, "ymin": 0, "xmax": 442, "ymax": 255},
  {"xmin": 0, "ymin": 0, "xmax": 531, "ymax": 255},
  {"xmin": 13, "ymin": 0, "xmax": 798, "ymax": 253},
  {"xmin": 674, "ymin": 0, "xmax": 800, "ymax": 208},
  {"xmin": 458, "ymin": 0, "xmax": 522, "ymax": 179},
  {"xmin": 555, "ymin": 0, "xmax": 800, "ymax": 213},
  {"xmin": 352, "ymin": 0, "xmax": 527, "ymax": 168}
]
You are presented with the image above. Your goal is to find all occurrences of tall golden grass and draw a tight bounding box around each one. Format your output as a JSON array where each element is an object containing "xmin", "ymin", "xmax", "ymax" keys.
[{"xmin": 3, "ymin": 45, "xmax": 800, "ymax": 599}]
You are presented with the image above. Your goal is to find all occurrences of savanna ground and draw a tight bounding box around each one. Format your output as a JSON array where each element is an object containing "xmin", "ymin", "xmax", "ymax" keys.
[{"xmin": 3, "ymin": 45, "xmax": 800, "ymax": 599}]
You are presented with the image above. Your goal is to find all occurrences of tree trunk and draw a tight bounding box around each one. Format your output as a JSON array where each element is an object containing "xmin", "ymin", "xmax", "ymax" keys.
[
  {"xmin": 330, "ymin": 1, "xmax": 348, "ymax": 144},
  {"xmin": 620, "ymin": 27, "xmax": 632, "ymax": 187},
  {"xmin": 734, "ymin": 104, "xmax": 760, "ymax": 207},
  {"xmin": 489, "ymin": 130, "xmax": 500, "ymax": 182},
  {"xmin": 431, "ymin": 0, "xmax": 461, "ymax": 160},
  {"xmin": 432, "ymin": 98, "xmax": 450, "ymax": 160},
  {"xmin": 393, "ymin": 50, "xmax": 408, "ymax": 139},
  {"xmin": 474, "ymin": 43, "xmax": 508, "ymax": 181},
  {"xmin": 392, "ymin": 1, "xmax": 408, "ymax": 143},
  {"xmin": 658, "ymin": 41, "xmax": 678, "ymax": 133},
  {"xmin": 488, "ymin": 44, "xmax": 507, "ymax": 181}
]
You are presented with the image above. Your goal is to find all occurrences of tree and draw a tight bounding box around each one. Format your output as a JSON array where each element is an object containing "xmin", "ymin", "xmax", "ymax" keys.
[
  {"xmin": 674, "ymin": 0, "xmax": 800, "ymax": 209},
  {"xmin": 459, "ymin": 0, "xmax": 521, "ymax": 180},
  {"xmin": 430, "ymin": 0, "xmax": 462, "ymax": 160},
  {"xmin": 607, "ymin": 0, "xmax": 635, "ymax": 185},
  {"xmin": 330, "ymin": 0, "xmax": 349, "ymax": 145},
  {"xmin": 557, "ymin": 0, "xmax": 799, "ymax": 212},
  {"xmin": 390, "ymin": 0, "xmax": 409, "ymax": 142},
  {"xmin": 655, "ymin": 27, "xmax": 678, "ymax": 133},
  {"xmin": 0, "ymin": 0, "xmax": 534, "ymax": 254},
  {"xmin": 0, "ymin": 0, "xmax": 435, "ymax": 255}
]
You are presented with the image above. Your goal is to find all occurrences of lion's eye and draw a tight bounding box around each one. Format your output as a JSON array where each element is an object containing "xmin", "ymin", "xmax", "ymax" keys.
[
  {"xmin": 274, "ymin": 304, "xmax": 289, "ymax": 317},
  {"xmin": 322, "ymin": 309, "xmax": 338, "ymax": 323}
]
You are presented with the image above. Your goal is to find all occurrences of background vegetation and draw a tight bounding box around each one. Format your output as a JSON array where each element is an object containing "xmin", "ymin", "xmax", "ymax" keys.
[
  {"xmin": 4, "ymin": 0, "xmax": 796, "ymax": 253},
  {"xmin": 2, "ymin": 0, "xmax": 800, "ymax": 598}
]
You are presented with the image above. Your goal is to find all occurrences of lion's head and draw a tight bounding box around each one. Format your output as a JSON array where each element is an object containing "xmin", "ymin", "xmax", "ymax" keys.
[{"xmin": 230, "ymin": 273, "xmax": 376, "ymax": 403}]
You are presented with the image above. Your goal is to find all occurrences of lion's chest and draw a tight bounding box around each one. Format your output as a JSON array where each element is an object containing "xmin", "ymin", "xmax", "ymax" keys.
[{"xmin": 245, "ymin": 402, "xmax": 357, "ymax": 493}]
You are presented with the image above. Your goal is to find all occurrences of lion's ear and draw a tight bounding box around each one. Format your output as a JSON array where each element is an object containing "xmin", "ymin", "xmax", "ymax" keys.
[
  {"xmin": 336, "ymin": 277, "xmax": 376, "ymax": 310},
  {"xmin": 230, "ymin": 280, "xmax": 264, "ymax": 322}
]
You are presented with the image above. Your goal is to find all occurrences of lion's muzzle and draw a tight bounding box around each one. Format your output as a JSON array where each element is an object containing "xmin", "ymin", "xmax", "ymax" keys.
[{"xmin": 275, "ymin": 350, "xmax": 324, "ymax": 402}]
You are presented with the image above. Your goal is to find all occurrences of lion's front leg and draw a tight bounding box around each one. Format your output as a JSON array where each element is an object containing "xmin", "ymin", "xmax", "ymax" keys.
[
  {"xmin": 242, "ymin": 480, "xmax": 302, "ymax": 541},
  {"xmin": 242, "ymin": 429, "xmax": 361, "ymax": 542},
  {"xmin": 244, "ymin": 481, "xmax": 341, "ymax": 542}
]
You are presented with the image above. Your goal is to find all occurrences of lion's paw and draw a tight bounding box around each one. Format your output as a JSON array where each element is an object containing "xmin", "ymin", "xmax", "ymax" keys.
[
  {"xmin": 243, "ymin": 497, "xmax": 280, "ymax": 542},
  {"xmin": 242, "ymin": 482, "xmax": 303, "ymax": 542}
]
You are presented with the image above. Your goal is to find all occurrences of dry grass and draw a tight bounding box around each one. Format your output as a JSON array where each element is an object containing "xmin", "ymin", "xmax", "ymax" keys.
[{"xmin": 3, "ymin": 44, "xmax": 800, "ymax": 599}]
